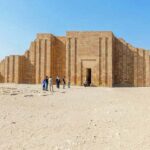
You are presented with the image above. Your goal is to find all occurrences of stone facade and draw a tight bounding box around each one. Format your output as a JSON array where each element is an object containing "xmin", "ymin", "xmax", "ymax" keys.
[{"xmin": 0, "ymin": 31, "xmax": 150, "ymax": 87}]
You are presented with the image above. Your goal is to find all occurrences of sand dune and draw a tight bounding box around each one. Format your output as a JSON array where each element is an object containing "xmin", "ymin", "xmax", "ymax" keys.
[{"xmin": 0, "ymin": 84, "xmax": 150, "ymax": 150}]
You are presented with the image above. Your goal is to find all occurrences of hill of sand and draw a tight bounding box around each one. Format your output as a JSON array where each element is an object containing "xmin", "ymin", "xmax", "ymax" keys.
[{"xmin": 0, "ymin": 84, "xmax": 150, "ymax": 150}]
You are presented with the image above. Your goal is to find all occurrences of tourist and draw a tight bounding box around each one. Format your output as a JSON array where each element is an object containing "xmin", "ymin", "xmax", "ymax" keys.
[
  {"xmin": 68, "ymin": 80, "xmax": 70, "ymax": 88},
  {"xmin": 45, "ymin": 76, "xmax": 49, "ymax": 91},
  {"xmin": 42, "ymin": 78, "xmax": 46, "ymax": 90},
  {"xmin": 56, "ymin": 76, "xmax": 60, "ymax": 89},
  {"xmin": 62, "ymin": 76, "xmax": 66, "ymax": 89},
  {"xmin": 83, "ymin": 80, "xmax": 88, "ymax": 87},
  {"xmin": 49, "ymin": 76, "xmax": 54, "ymax": 92}
]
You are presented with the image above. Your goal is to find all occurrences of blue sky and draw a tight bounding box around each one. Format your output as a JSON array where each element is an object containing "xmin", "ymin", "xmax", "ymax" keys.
[{"xmin": 0, "ymin": 0, "xmax": 150, "ymax": 60}]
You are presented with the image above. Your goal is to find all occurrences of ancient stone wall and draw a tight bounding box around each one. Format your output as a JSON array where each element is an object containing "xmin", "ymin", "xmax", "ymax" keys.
[
  {"xmin": 33, "ymin": 34, "xmax": 66, "ymax": 83},
  {"xmin": 113, "ymin": 38, "xmax": 150, "ymax": 87},
  {"xmin": 0, "ymin": 31, "xmax": 150, "ymax": 87},
  {"xmin": 33, "ymin": 34, "xmax": 53, "ymax": 84},
  {"xmin": 113, "ymin": 38, "xmax": 134, "ymax": 86},
  {"xmin": 52, "ymin": 36, "xmax": 66, "ymax": 80},
  {"xmin": 0, "ymin": 33, "xmax": 66, "ymax": 84},
  {"xmin": 66, "ymin": 31, "xmax": 113, "ymax": 86},
  {"xmin": 14, "ymin": 56, "xmax": 22, "ymax": 83},
  {"xmin": 0, "ymin": 59, "xmax": 5, "ymax": 82},
  {"xmin": 0, "ymin": 55, "xmax": 22, "ymax": 83}
]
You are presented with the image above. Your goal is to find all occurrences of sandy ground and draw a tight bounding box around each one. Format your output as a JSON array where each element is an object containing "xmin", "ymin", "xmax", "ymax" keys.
[{"xmin": 0, "ymin": 84, "xmax": 150, "ymax": 150}]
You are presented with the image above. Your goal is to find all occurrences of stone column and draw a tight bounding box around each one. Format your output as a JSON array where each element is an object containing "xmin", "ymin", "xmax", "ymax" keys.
[
  {"xmin": 101, "ymin": 37, "xmax": 106, "ymax": 86},
  {"xmin": 9, "ymin": 56, "xmax": 15, "ymax": 83},
  {"xmin": 66, "ymin": 38, "xmax": 71, "ymax": 84},
  {"xmin": 4, "ymin": 57, "xmax": 9, "ymax": 83},
  {"xmin": 40, "ymin": 39, "xmax": 46, "ymax": 81},
  {"xmin": 144, "ymin": 51, "xmax": 150, "ymax": 86},
  {"xmin": 46, "ymin": 39, "xmax": 51, "ymax": 77},
  {"xmin": 14, "ymin": 56, "xmax": 20, "ymax": 83},
  {"xmin": 35, "ymin": 39, "xmax": 41, "ymax": 83},
  {"xmin": 107, "ymin": 37, "xmax": 113, "ymax": 87}
]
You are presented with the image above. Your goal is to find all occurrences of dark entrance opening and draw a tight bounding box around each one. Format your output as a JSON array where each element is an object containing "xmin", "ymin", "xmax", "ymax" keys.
[{"xmin": 86, "ymin": 68, "xmax": 91, "ymax": 86}]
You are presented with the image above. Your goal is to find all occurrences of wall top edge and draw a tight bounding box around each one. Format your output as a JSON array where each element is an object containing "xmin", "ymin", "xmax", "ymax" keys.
[
  {"xmin": 36, "ymin": 33, "xmax": 54, "ymax": 39},
  {"xmin": 118, "ymin": 38, "xmax": 149, "ymax": 51},
  {"xmin": 66, "ymin": 31, "xmax": 114, "ymax": 37}
]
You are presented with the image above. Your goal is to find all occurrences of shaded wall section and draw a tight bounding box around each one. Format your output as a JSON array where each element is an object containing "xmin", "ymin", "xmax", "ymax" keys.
[
  {"xmin": 52, "ymin": 36, "xmax": 66, "ymax": 79},
  {"xmin": 34, "ymin": 34, "xmax": 66, "ymax": 83},
  {"xmin": 113, "ymin": 38, "xmax": 150, "ymax": 87},
  {"xmin": 35, "ymin": 34, "xmax": 53, "ymax": 83},
  {"xmin": 0, "ymin": 59, "xmax": 5, "ymax": 82}
]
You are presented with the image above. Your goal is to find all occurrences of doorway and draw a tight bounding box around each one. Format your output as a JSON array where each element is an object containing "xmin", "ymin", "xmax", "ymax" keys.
[{"xmin": 86, "ymin": 68, "xmax": 91, "ymax": 86}]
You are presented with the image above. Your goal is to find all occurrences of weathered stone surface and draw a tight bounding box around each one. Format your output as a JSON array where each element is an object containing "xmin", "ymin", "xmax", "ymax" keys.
[{"xmin": 0, "ymin": 31, "xmax": 150, "ymax": 87}]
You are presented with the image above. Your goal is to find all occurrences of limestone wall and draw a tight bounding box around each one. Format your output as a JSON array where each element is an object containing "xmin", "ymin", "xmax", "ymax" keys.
[
  {"xmin": 34, "ymin": 34, "xmax": 52, "ymax": 83},
  {"xmin": 14, "ymin": 56, "xmax": 22, "ymax": 83},
  {"xmin": 0, "ymin": 33, "xmax": 66, "ymax": 84},
  {"xmin": 0, "ymin": 55, "xmax": 22, "ymax": 83},
  {"xmin": 113, "ymin": 38, "xmax": 150, "ymax": 87},
  {"xmin": 0, "ymin": 31, "xmax": 150, "ymax": 87},
  {"xmin": 52, "ymin": 36, "xmax": 66, "ymax": 80},
  {"xmin": 66, "ymin": 31, "xmax": 113, "ymax": 86},
  {"xmin": 33, "ymin": 34, "xmax": 66, "ymax": 83},
  {"xmin": 0, "ymin": 59, "xmax": 5, "ymax": 82}
]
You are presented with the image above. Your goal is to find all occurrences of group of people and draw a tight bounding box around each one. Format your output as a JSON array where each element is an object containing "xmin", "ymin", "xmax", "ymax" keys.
[{"xmin": 42, "ymin": 76, "xmax": 69, "ymax": 92}]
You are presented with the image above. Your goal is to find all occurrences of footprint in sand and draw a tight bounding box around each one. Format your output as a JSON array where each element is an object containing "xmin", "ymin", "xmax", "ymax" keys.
[
  {"xmin": 2, "ymin": 91, "xmax": 10, "ymax": 95},
  {"xmin": 24, "ymin": 95, "xmax": 34, "ymax": 97},
  {"xmin": 31, "ymin": 90, "xmax": 39, "ymax": 93},
  {"xmin": 41, "ymin": 94, "xmax": 48, "ymax": 96},
  {"xmin": 10, "ymin": 93, "xmax": 18, "ymax": 96}
]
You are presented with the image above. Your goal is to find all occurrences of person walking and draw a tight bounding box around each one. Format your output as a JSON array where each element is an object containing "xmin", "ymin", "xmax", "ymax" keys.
[
  {"xmin": 62, "ymin": 76, "xmax": 66, "ymax": 89},
  {"xmin": 45, "ymin": 76, "xmax": 49, "ymax": 91},
  {"xmin": 42, "ymin": 78, "xmax": 46, "ymax": 90},
  {"xmin": 56, "ymin": 76, "xmax": 60, "ymax": 89},
  {"xmin": 49, "ymin": 76, "xmax": 54, "ymax": 92}
]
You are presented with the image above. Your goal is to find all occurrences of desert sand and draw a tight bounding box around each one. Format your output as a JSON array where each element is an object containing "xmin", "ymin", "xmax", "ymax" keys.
[{"xmin": 0, "ymin": 84, "xmax": 150, "ymax": 150}]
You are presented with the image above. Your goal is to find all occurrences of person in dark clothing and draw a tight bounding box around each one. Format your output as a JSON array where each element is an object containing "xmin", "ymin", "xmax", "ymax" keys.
[
  {"xmin": 62, "ymin": 76, "xmax": 66, "ymax": 89},
  {"xmin": 45, "ymin": 76, "xmax": 49, "ymax": 91},
  {"xmin": 56, "ymin": 76, "xmax": 60, "ymax": 89},
  {"xmin": 42, "ymin": 78, "xmax": 46, "ymax": 90}
]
